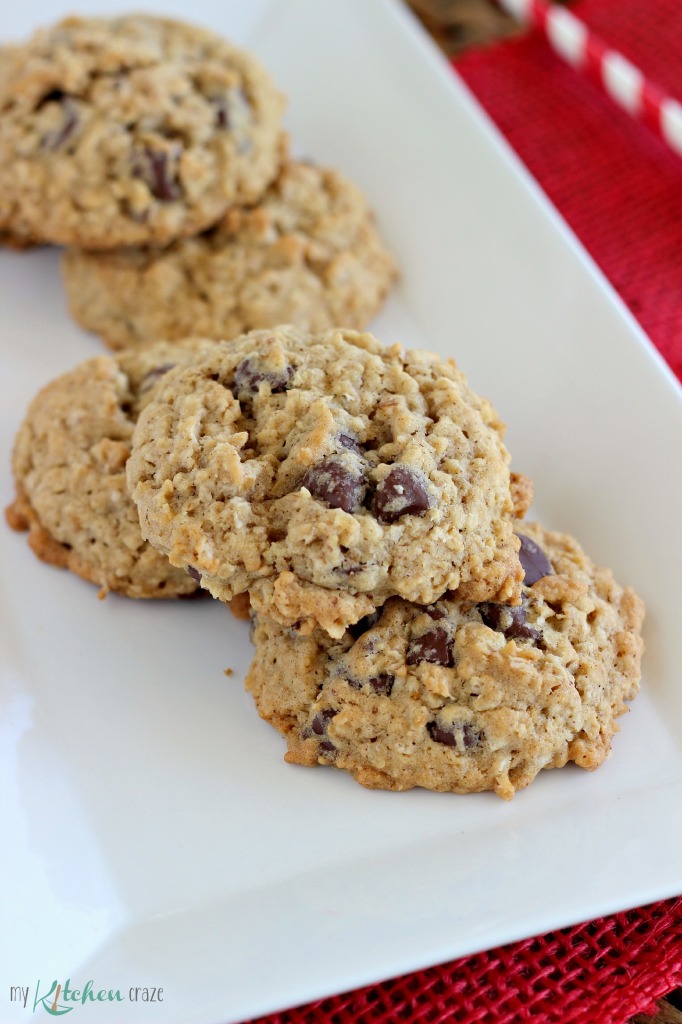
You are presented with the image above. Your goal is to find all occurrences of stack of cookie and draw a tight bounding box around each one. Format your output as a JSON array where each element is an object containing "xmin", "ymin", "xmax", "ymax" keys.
[
  {"xmin": 1, "ymin": 11, "xmax": 395, "ymax": 602},
  {"xmin": 124, "ymin": 326, "xmax": 645, "ymax": 799},
  {"xmin": 3, "ymin": 15, "xmax": 645, "ymax": 800}
]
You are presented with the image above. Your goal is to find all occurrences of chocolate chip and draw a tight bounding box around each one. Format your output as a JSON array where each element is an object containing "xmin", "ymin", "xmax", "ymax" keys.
[
  {"xmin": 479, "ymin": 604, "xmax": 503, "ymax": 632},
  {"xmin": 38, "ymin": 89, "xmax": 65, "ymax": 106},
  {"xmin": 518, "ymin": 534, "xmax": 554, "ymax": 586},
  {"xmin": 186, "ymin": 565, "xmax": 202, "ymax": 583},
  {"xmin": 133, "ymin": 146, "xmax": 182, "ymax": 201},
  {"xmin": 348, "ymin": 610, "xmax": 380, "ymax": 640},
  {"xmin": 212, "ymin": 88, "xmax": 251, "ymax": 132},
  {"xmin": 479, "ymin": 602, "xmax": 541, "ymax": 643},
  {"xmin": 319, "ymin": 739, "xmax": 336, "ymax": 754},
  {"xmin": 371, "ymin": 466, "xmax": 432, "ymax": 524},
  {"xmin": 506, "ymin": 617, "xmax": 542, "ymax": 644},
  {"xmin": 425, "ymin": 605, "xmax": 447, "ymax": 620},
  {"xmin": 213, "ymin": 97, "xmax": 231, "ymax": 129},
  {"xmin": 302, "ymin": 457, "xmax": 367, "ymax": 514},
  {"xmin": 335, "ymin": 563, "xmax": 365, "ymax": 576},
  {"xmin": 140, "ymin": 363, "xmax": 176, "ymax": 390},
  {"xmin": 43, "ymin": 96, "xmax": 79, "ymax": 151},
  {"xmin": 369, "ymin": 673, "xmax": 394, "ymax": 696},
  {"xmin": 344, "ymin": 672, "xmax": 393, "ymax": 695},
  {"xmin": 338, "ymin": 434, "xmax": 363, "ymax": 455},
  {"xmin": 311, "ymin": 709, "xmax": 336, "ymax": 735},
  {"xmin": 233, "ymin": 357, "xmax": 293, "ymax": 399},
  {"xmin": 427, "ymin": 720, "xmax": 481, "ymax": 749},
  {"xmin": 406, "ymin": 627, "xmax": 454, "ymax": 667}
]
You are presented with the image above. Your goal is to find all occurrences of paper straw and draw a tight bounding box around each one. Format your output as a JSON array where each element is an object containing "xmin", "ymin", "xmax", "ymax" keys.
[{"xmin": 496, "ymin": 0, "xmax": 682, "ymax": 158}]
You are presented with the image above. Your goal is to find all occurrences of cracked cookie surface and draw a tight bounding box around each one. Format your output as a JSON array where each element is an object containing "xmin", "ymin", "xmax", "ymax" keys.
[
  {"xmin": 128, "ymin": 326, "xmax": 524, "ymax": 636},
  {"xmin": 246, "ymin": 523, "xmax": 645, "ymax": 798},
  {"xmin": 7, "ymin": 337, "xmax": 215, "ymax": 597},
  {"xmin": 62, "ymin": 161, "xmax": 397, "ymax": 349},
  {"xmin": 0, "ymin": 15, "xmax": 285, "ymax": 248}
]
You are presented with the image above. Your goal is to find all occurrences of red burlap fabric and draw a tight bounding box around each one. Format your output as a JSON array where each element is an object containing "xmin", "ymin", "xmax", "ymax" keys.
[{"xmin": 247, "ymin": 3, "xmax": 682, "ymax": 1022}]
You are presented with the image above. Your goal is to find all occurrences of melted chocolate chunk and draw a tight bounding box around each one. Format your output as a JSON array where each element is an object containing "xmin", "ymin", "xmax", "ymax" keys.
[
  {"xmin": 518, "ymin": 534, "xmax": 554, "ymax": 586},
  {"xmin": 133, "ymin": 146, "xmax": 182, "ymax": 201},
  {"xmin": 406, "ymin": 627, "xmax": 454, "ymax": 667},
  {"xmin": 479, "ymin": 602, "xmax": 541, "ymax": 643},
  {"xmin": 302, "ymin": 457, "xmax": 367, "ymax": 514},
  {"xmin": 427, "ymin": 720, "xmax": 482, "ymax": 749},
  {"xmin": 369, "ymin": 673, "xmax": 394, "ymax": 696},
  {"xmin": 233, "ymin": 357, "xmax": 293, "ymax": 399},
  {"xmin": 311, "ymin": 708, "xmax": 336, "ymax": 735},
  {"xmin": 425, "ymin": 605, "xmax": 447, "ymax": 620},
  {"xmin": 371, "ymin": 466, "xmax": 432, "ymax": 524},
  {"xmin": 186, "ymin": 565, "xmax": 202, "ymax": 583},
  {"xmin": 43, "ymin": 96, "xmax": 79, "ymax": 151},
  {"xmin": 348, "ymin": 610, "xmax": 380, "ymax": 640}
]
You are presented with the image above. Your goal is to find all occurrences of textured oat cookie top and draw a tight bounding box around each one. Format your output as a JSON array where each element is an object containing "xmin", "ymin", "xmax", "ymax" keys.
[
  {"xmin": 0, "ymin": 16, "xmax": 285, "ymax": 248},
  {"xmin": 8, "ymin": 338, "xmax": 215, "ymax": 598},
  {"xmin": 128, "ymin": 326, "xmax": 524, "ymax": 636},
  {"xmin": 62, "ymin": 161, "xmax": 397, "ymax": 350},
  {"xmin": 246, "ymin": 524, "xmax": 645, "ymax": 799}
]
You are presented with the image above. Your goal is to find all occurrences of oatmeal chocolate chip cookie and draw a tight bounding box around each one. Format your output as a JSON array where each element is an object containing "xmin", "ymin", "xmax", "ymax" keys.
[
  {"xmin": 62, "ymin": 161, "xmax": 397, "ymax": 350},
  {"xmin": 246, "ymin": 523, "xmax": 645, "ymax": 798},
  {"xmin": 0, "ymin": 15, "xmax": 285, "ymax": 248},
  {"xmin": 128, "ymin": 326, "xmax": 525, "ymax": 636},
  {"xmin": 6, "ymin": 338, "xmax": 217, "ymax": 598}
]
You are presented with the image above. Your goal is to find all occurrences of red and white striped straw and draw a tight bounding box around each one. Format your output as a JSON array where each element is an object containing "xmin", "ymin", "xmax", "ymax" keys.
[{"xmin": 496, "ymin": 0, "xmax": 682, "ymax": 159}]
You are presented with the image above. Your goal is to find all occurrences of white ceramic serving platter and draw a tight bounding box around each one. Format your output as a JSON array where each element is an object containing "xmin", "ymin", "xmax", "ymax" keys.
[{"xmin": 1, "ymin": 1, "xmax": 681, "ymax": 1022}]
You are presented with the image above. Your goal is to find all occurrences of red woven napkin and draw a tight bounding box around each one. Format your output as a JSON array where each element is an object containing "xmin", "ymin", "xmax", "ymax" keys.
[{"xmin": 246, "ymin": 3, "xmax": 682, "ymax": 1022}]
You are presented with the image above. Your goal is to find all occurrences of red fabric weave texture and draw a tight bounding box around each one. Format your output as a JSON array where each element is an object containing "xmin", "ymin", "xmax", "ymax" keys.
[
  {"xmin": 246, "ymin": 4, "xmax": 682, "ymax": 1022},
  {"xmin": 248, "ymin": 898, "xmax": 682, "ymax": 1024}
]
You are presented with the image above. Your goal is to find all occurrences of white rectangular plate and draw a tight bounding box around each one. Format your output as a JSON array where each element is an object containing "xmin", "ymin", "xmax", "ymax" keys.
[{"xmin": 1, "ymin": 2, "xmax": 681, "ymax": 1022}]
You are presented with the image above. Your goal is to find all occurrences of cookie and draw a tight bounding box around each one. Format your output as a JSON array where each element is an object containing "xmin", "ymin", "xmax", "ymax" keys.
[
  {"xmin": 0, "ymin": 15, "xmax": 285, "ymax": 248},
  {"xmin": 128, "ymin": 326, "xmax": 525, "ymax": 636},
  {"xmin": 0, "ymin": 229, "xmax": 38, "ymax": 250},
  {"xmin": 7, "ymin": 337, "xmax": 217, "ymax": 598},
  {"xmin": 0, "ymin": 45, "xmax": 19, "ymax": 82},
  {"xmin": 62, "ymin": 161, "xmax": 397, "ymax": 350},
  {"xmin": 0, "ymin": 49, "xmax": 37, "ymax": 248},
  {"xmin": 0, "ymin": 45, "xmax": 38, "ymax": 249},
  {"xmin": 246, "ymin": 523, "xmax": 645, "ymax": 798}
]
